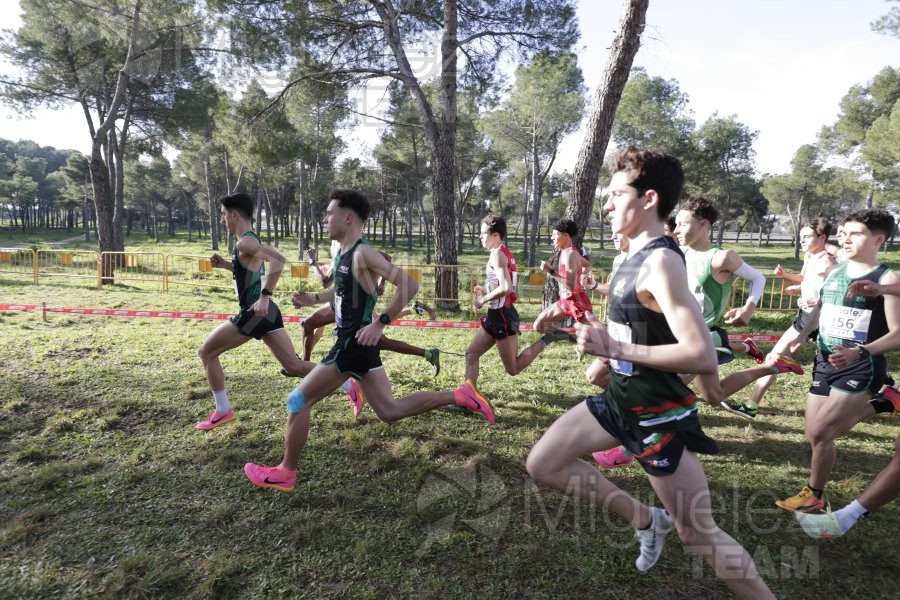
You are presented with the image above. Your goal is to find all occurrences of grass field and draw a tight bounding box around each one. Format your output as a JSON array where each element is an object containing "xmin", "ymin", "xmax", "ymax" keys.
[{"xmin": 1, "ymin": 230, "xmax": 898, "ymax": 599}]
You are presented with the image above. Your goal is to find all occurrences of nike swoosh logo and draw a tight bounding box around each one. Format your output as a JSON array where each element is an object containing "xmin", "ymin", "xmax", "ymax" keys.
[
  {"xmin": 264, "ymin": 477, "xmax": 287, "ymax": 485},
  {"xmin": 211, "ymin": 414, "xmax": 230, "ymax": 424}
]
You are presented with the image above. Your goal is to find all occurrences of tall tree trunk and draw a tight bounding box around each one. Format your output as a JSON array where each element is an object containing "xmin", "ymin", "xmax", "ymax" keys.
[
  {"xmin": 203, "ymin": 147, "xmax": 219, "ymax": 251},
  {"xmin": 565, "ymin": 0, "xmax": 647, "ymax": 250},
  {"xmin": 558, "ymin": 0, "xmax": 646, "ymax": 307},
  {"xmin": 373, "ymin": 0, "xmax": 459, "ymax": 306},
  {"xmin": 405, "ymin": 178, "xmax": 413, "ymax": 252}
]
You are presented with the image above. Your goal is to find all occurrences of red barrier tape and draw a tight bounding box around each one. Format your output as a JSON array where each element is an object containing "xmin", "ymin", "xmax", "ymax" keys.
[{"xmin": 0, "ymin": 303, "xmax": 784, "ymax": 343}]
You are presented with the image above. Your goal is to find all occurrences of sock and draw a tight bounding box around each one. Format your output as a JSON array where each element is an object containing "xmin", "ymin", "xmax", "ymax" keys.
[
  {"xmin": 745, "ymin": 399, "xmax": 758, "ymax": 409},
  {"xmin": 276, "ymin": 463, "xmax": 297, "ymax": 476},
  {"xmin": 808, "ymin": 485, "xmax": 824, "ymax": 499},
  {"xmin": 870, "ymin": 397, "xmax": 894, "ymax": 414},
  {"xmin": 213, "ymin": 389, "xmax": 230, "ymax": 413},
  {"xmin": 424, "ymin": 348, "xmax": 434, "ymax": 361},
  {"xmin": 834, "ymin": 499, "xmax": 869, "ymax": 533},
  {"xmin": 339, "ymin": 380, "xmax": 353, "ymax": 393},
  {"xmin": 741, "ymin": 342, "xmax": 751, "ymax": 353}
]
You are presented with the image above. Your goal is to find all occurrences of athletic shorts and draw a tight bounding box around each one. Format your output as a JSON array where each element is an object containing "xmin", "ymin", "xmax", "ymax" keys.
[
  {"xmin": 230, "ymin": 301, "xmax": 285, "ymax": 340},
  {"xmin": 481, "ymin": 306, "xmax": 521, "ymax": 339},
  {"xmin": 585, "ymin": 392, "xmax": 719, "ymax": 477},
  {"xmin": 322, "ymin": 335, "xmax": 383, "ymax": 380},
  {"xmin": 791, "ymin": 308, "xmax": 819, "ymax": 342},
  {"xmin": 809, "ymin": 350, "xmax": 887, "ymax": 397},
  {"xmin": 556, "ymin": 289, "xmax": 593, "ymax": 322},
  {"xmin": 709, "ymin": 325, "xmax": 734, "ymax": 365}
]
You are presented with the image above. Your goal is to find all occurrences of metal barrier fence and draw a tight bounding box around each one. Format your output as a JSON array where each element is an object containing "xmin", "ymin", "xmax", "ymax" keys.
[
  {"xmin": 729, "ymin": 276, "xmax": 795, "ymax": 312},
  {"xmin": 380, "ymin": 263, "xmax": 477, "ymax": 309},
  {"xmin": 165, "ymin": 254, "xmax": 233, "ymax": 293},
  {"xmin": 0, "ymin": 248, "xmax": 798, "ymax": 315},
  {"xmin": 0, "ymin": 248, "xmax": 37, "ymax": 283},
  {"xmin": 97, "ymin": 252, "xmax": 166, "ymax": 291},
  {"xmin": 36, "ymin": 249, "xmax": 100, "ymax": 286},
  {"xmin": 515, "ymin": 267, "xmax": 611, "ymax": 320}
]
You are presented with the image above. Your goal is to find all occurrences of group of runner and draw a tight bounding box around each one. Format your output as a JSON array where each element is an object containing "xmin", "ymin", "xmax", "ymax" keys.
[{"xmin": 193, "ymin": 146, "xmax": 898, "ymax": 599}]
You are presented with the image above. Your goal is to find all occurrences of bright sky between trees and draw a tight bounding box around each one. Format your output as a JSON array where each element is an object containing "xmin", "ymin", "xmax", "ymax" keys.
[{"xmin": 0, "ymin": 0, "xmax": 896, "ymax": 176}]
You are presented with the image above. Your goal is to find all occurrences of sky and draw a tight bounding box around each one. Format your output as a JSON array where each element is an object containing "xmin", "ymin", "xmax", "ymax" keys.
[{"xmin": 0, "ymin": 0, "xmax": 897, "ymax": 176}]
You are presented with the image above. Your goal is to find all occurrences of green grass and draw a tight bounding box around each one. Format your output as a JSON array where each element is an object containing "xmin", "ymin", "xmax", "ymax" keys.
[{"xmin": 1, "ymin": 230, "xmax": 899, "ymax": 598}]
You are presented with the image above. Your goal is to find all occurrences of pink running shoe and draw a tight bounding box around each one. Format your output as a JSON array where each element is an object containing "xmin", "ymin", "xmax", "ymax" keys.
[
  {"xmin": 346, "ymin": 378, "xmax": 364, "ymax": 417},
  {"xmin": 592, "ymin": 446, "xmax": 634, "ymax": 469},
  {"xmin": 195, "ymin": 408, "xmax": 236, "ymax": 431},
  {"xmin": 243, "ymin": 463, "xmax": 296, "ymax": 492},
  {"xmin": 767, "ymin": 354, "xmax": 804, "ymax": 375},
  {"xmin": 881, "ymin": 386, "xmax": 900, "ymax": 412},
  {"xmin": 743, "ymin": 337, "xmax": 765, "ymax": 364},
  {"xmin": 453, "ymin": 380, "xmax": 496, "ymax": 426}
]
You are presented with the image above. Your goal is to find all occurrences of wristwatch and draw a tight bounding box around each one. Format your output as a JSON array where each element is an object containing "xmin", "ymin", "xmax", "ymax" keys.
[
  {"xmin": 378, "ymin": 313, "xmax": 391, "ymax": 325},
  {"xmin": 261, "ymin": 288, "xmax": 273, "ymax": 296},
  {"xmin": 857, "ymin": 346, "xmax": 871, "ymax": 360}
]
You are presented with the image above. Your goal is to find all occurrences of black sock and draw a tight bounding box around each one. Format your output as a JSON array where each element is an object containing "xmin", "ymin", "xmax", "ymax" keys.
[
  {"xmin": 870, "ymin": 397, "xmax": 895, "ymax": 414},
  {"xmin": 808, "ymin": 485, "xmax": 824, "ymax": 499}
]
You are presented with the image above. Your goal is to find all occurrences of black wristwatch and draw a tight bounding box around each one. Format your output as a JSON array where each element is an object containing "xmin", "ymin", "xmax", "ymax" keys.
[
  {"xmin": 378, "ymin": 313, "xmax": 391, "ymax": 326},
  {"xmin": 261, "ymin": 288, "xmax": 273, "ymax": 296},
  {"xmin": 857, "ymin": 345, "xmax": 871, "ymax": 360}
]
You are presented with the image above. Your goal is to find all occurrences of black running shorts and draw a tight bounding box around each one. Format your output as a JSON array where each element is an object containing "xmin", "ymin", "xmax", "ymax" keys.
[
  {"xmin": 809, "ymin": 350, "xmax": 886, "ymax": 397},
  {"xmin": 481, "ymin": 306, "xmax": 521, "ymax": 339},
  {"xmin": 322, "ymin": 334, "xmax": 383, "ymax": 380},
  {"xmin": 791, "ymin": 308, "xmax": 819, "ymax": 342},
  {"xmin": 709, "ymin": 325, "xmax": 734, "ymax": 365},
  {"xmin": 230, "ymin": 301, "xmax": 286, "ymax": 340},
  {"xmin": 585, "ymin": 392, "xmax": 719, "ymax": 477}
]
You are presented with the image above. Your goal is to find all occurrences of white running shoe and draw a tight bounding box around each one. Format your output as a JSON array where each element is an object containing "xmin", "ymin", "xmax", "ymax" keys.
[{"xmin": 634, "ymin": 507, "xmax": 673, "ymax": 572}]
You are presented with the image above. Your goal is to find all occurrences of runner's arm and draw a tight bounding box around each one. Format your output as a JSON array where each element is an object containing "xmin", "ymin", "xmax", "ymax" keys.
[{"xmin": 579, "ymin": 249, "xmax": 717, "ymax": 375}]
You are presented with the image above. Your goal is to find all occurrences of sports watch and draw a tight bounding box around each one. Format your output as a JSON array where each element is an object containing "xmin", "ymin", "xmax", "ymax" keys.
[
  {"xmin": 379, "ymin": 313, "xmax": 391, "ymax": 325},
  {"xmin": 857, "ymin": 345, "xmax": 871, "ymax": 360},
  {"xmin": 261, "ymin": 288, "xmax": 273, "ymax": 296}
]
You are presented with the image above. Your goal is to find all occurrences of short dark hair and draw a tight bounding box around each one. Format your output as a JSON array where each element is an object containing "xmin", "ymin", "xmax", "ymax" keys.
[
  {"xmin": 679, "ymin": 197, "xmax": 719, "ymax": 226},
  {"xmin": 329, "ymin": 189, "xmax": 370, "ymax": 221},
  {"xmin": 663, "ymin": 215, "xmax": 676, "ymax": 233},
  {"xmin": 483, "ymin": 214, "xmax": 507, "ymax": 239},
  {"xmin": 803, "ymin": 216, "xmax": 834, "ymax": 238},
  {"xmin": 845, "ymin": 209, "xmax": 896, "ymax": 238},
  {"xmin": 220, "ymin": 192, "xmax": 254, "ymax": 221},
  {"xmin": 553, "ymin": 218, "xmax": 578, "ymax": 237},
  {"xmin": 609, "ymin": 146, "xmax": 684, "ymax": 219}
]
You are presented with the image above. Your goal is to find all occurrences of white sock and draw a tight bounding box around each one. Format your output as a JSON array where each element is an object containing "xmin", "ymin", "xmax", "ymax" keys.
[
  {"xmin": 339, "ymin": 380, "xmax": 353, "ymax": 393},
  {"xmin": 213, "ymin": 389, "xmax": 230, "ymax": 413},
  {"xmin": 834, "ymin": 499, "xmax": 869, "ymax": 533},
  {"xmin": 741, "ymin": 342, "xmax": 751, "ymax": 353}
]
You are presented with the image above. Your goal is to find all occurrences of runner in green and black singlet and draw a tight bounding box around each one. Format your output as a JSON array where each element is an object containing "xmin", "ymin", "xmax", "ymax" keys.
[
  {"xmin": 321, "ymin": 238, "xmax": 383, "ymax": 379},
  {"xmin": 244, "ymin": 189, "xmax": 496, "ymax": 496},
  {"xmin": 809, "ymin": 262, "xmax": 891, "ymax": 396},
  {"xmin": 776, "ymin": 209, "xmax": 900, "ymax": 516},
  {"xmin": 228, "ymin": 230, "xmax": 286, "ymax": 339},
  {"xmin": 196, "ymin": 193, "xmax": 314, "ymax": 433},
  {"xmin": 605, "ymin": 236, "xmax": 704, "ymax": 433}
]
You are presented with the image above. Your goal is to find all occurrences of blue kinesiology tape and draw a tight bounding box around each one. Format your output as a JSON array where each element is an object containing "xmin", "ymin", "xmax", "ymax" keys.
[{"xmin": 287, "ymin": 388, "xmax": 306, "ymax": 413}]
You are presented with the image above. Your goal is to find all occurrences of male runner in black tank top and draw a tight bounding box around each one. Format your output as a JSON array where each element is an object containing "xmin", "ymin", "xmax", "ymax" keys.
[
  {"xmin": 776, "ymin": 209, "xmax": 900, "ymax": 514},
  {"xmin": 243, "ymin": 189, "xmax": 495, "ymax": 493},
  {"xmin": 526, "ymin": 147, "xmax": 775, "ymax": 599},
  {"xmin": 195, "ymin": 193, "xmax": 316, "ymax": 431}
]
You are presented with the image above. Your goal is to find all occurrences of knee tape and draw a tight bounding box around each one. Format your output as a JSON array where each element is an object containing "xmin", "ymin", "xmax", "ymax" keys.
[{"xmin": 287, "ymin": 388, "xmax": 306, "ymax": 413}]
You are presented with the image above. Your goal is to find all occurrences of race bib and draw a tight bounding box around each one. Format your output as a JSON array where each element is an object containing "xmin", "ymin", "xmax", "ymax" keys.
[
  {"xmin": 692, "ymin": 291, "xmax": 706, "ymax": 310},
  {"xmin": 819, "ymin": 304, "xmax": 872, "ymax": 343},
  {"xmin": 607, "ymin": 320, "xmax": 633, "ymax": 377},
  {"xmin": 334, "ymin": 293, "xmax": 344, "ymax": 326}
]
